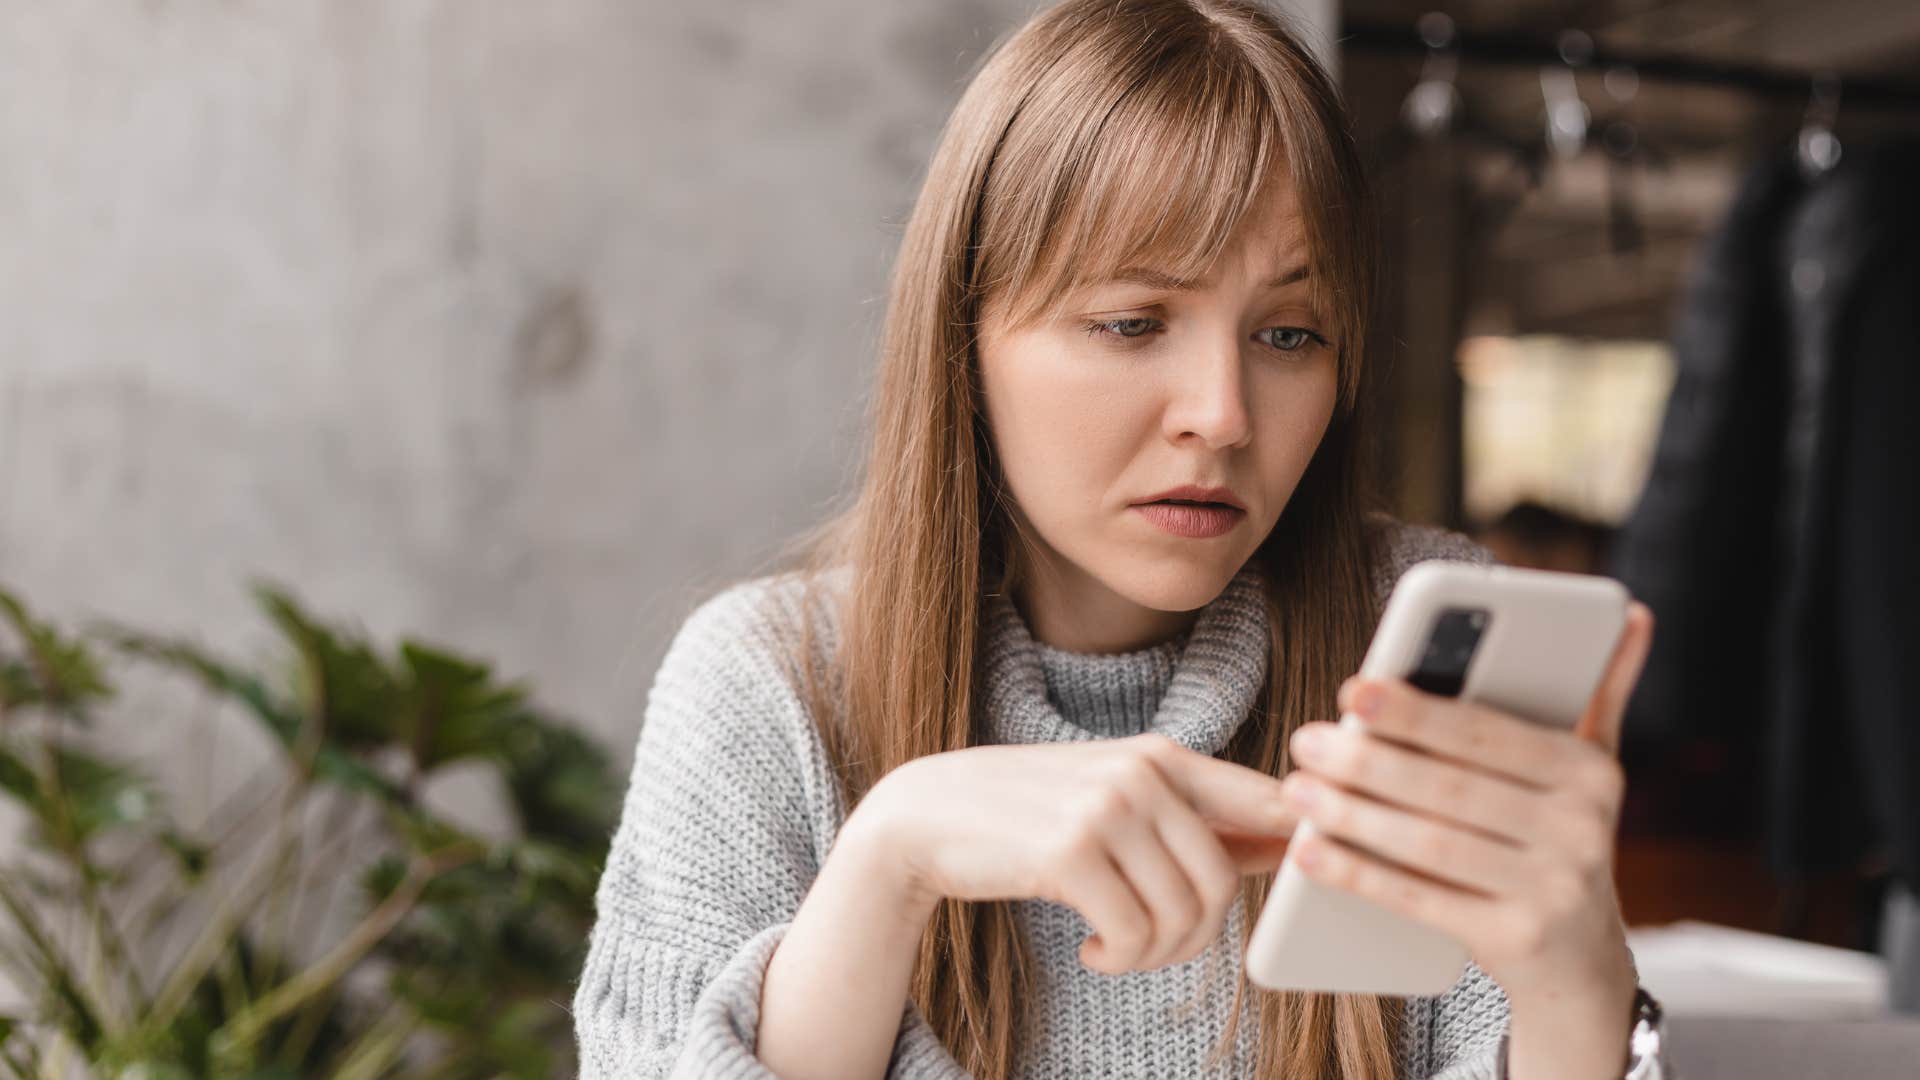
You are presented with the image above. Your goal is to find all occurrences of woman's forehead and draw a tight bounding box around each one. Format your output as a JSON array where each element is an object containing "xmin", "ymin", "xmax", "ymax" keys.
[
  {"xmin": 1067, "ymin": 190, "xmax": 1311, "ymax": 295},
  {"xmin": 980, "ymin": 163, "xmax": 1317, "ymax": 329},
  {"xmin": 1085, "ymin": 168, "xmax": 1301, "ymax": 264}
]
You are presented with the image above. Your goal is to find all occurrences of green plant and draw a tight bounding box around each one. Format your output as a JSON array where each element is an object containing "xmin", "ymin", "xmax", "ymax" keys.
[{"xmin": 0, "ymin": 583, "xmax": 623, "ymax": 1078}]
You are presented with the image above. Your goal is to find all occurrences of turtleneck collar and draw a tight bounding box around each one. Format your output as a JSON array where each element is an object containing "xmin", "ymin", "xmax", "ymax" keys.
[{"xmin": 978, "ymin": 564, "xmax": 1272, "ymax": 755}]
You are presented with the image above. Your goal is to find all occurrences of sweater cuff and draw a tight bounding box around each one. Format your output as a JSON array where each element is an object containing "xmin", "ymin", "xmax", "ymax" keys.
[
  {"xmin": 665, "ymin": 920, "xmax": 971, "ymax": 1080},
  {"xmin": 573, "ymin": 913, "xmax": 796, "ymax": 1079},
  {"xmin": 666, "ymin": 921, "xmax": 791, "ymax": 1079}
]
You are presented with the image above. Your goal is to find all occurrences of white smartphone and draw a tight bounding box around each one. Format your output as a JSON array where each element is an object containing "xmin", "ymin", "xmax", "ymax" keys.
[{"xmin": 1243, "ymin": 561, "xmax": 1630, "ymax": 996}]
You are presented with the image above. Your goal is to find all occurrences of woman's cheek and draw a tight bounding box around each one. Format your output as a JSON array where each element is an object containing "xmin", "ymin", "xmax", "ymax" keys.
[
  {"xmin": 1258, "ymin": 358, "xmax": 1338, "ymax": 451},
  {"xmin": 1015, "ymin": 351, "xmax": 1145, "ymax": 478}
]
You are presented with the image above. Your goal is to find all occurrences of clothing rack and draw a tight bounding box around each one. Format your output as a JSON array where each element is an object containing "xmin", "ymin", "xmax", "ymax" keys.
[{"xmin": 1342, "ymin": 19, "xmax": 1920, "ymax": 112}]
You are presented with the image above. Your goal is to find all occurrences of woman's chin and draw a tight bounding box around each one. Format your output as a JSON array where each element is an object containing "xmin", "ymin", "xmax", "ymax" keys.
[{"xmin": 1104, "ymin": 557, "xmax": 1245, "ymax": 614}]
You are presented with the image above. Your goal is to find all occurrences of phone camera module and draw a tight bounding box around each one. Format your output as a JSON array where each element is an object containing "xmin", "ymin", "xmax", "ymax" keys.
[{"xmin": 1406, "ymin": 607, "xmax": 1489, "ymax": 697}]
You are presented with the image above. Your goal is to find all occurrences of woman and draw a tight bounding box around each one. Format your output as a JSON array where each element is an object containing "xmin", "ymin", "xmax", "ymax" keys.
[{"xmin": 575, "ymin": 1, "xmax": 1667, "ymax": 1076}]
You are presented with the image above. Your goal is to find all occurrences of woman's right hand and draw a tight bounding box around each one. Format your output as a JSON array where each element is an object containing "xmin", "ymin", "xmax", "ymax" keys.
[{"xmin": 848, "ymin": 732, "xmax": 1303, "ymax": 975}]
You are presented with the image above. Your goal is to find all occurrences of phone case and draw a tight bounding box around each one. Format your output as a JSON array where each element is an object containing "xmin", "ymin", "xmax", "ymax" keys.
[{"xmin": 1243, "ymin": 561, "xmax": 1629, "ymax": 996}]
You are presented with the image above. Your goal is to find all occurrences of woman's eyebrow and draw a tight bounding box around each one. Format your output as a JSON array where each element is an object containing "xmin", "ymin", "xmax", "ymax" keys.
[{"xmin": 1102, "ymin": 263, "xmax": 1311, "ymax": 291}]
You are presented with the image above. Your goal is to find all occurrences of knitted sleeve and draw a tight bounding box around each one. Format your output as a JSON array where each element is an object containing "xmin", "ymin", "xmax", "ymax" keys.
[
  {"xmin": 570, "ymin": 576, "xmax": 968, "ymax": 1079},
  {"xmin": 1410, "ymin": 960, "xmax": 1511, "ymax": 1078}
]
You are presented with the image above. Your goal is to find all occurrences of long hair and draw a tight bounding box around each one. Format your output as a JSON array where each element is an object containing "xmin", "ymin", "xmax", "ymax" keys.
[{"xmin": 758, "ymin": 1, "xmax": 1394, "ymax": 1075}]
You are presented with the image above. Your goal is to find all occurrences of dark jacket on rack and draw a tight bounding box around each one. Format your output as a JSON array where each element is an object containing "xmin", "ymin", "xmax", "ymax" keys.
[{"xmin": 1612, "ymin": 138, "xmax": 1920, "ymax": 891}]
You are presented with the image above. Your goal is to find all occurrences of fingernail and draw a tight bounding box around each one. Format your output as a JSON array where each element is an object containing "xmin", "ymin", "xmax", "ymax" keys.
[
  {"xmin": 1293, "ymin": 837, "xmax": 1323, "ymax": 870},
  {"xmin": 1349, "ymin": 681, "xmax": 1382, "ymax": 718}
]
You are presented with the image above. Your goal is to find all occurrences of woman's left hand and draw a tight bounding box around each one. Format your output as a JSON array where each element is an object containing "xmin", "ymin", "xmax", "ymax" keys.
[{"xmin": 1277, "ymin": 600, "xmax": 1655, "ymax": 1077}]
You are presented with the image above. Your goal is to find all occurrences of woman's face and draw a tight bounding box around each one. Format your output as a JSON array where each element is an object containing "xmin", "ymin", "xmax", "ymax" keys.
[{"xmin": 976, "ymin": 180, "xmax": 1338, "ymax": 653}]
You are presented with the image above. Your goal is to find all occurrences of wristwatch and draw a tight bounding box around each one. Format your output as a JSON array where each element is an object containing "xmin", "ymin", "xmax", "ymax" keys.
[
  {"xmin": 1491, "ymin": 986, "xmax": 1667, "ymax": 1079},
  {"xmin": 1622, "ymin": 985, "xmax": 1668, "ymax": 1079}
]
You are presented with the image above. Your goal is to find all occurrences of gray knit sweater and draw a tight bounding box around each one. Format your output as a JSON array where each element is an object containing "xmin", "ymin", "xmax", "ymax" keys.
[{"xmin": 573, "ymin": 520, "xmax": 1656, "ymax": 1078}]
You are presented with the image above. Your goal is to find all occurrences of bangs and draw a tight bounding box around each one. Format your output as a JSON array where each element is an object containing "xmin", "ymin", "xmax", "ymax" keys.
[
  {"xmin": 958, "ymin": 0, "xmax": 1373, "ymax": 408},
  {"xmin": 975, "ymin": 43, "xmax": 1291, "ymax": 332}
]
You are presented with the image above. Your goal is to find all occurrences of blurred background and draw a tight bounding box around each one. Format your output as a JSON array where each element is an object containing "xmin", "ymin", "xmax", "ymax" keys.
[{"xmin": 1, "ymin": 1, "xmax": 1916, "ymax": 1076}]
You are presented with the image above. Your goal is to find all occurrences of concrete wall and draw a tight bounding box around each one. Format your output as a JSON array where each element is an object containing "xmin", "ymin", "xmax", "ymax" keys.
[{"xmin": 0, "ymin": 0, "xmax": 1330, "ymax": 816}]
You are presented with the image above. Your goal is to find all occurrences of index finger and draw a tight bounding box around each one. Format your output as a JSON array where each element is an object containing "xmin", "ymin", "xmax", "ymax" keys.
[
  {"xmin": 1132, "ymin": 734, "xmax": 1297, "ymax": 837},
  {"xmin": 1337, "ymin": 677, "xmax": 1596, "ymax": 789}
]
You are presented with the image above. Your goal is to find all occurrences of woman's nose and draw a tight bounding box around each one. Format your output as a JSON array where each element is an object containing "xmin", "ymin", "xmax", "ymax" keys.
[{"xmin": 1163, "ymin": 335, "xmax": 1252, "ymax": 450}]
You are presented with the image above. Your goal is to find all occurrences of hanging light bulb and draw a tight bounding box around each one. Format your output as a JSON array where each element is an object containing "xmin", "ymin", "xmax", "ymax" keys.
[
  {"xmin": 1797, "ymin": 72, "xmax": 1844, "ymax": 178},
  {"xmin": 1540, "ymin": 29, "xmax": 1592, "ymax": 158},
  {"xmin": 1401, "ymin": 12, "xmax": 1462, "ymax": 139}
]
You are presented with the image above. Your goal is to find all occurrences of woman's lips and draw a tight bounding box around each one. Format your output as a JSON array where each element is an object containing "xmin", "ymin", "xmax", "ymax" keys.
[{"xmin": 1132, "ymin": 501, "xmax": 1244, "ymax": 539}]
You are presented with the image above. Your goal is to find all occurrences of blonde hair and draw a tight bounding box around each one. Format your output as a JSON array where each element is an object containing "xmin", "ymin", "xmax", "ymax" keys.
[{"xmin": 761, "ymin": 1, "xmax": 1395, "ymax": 1075}]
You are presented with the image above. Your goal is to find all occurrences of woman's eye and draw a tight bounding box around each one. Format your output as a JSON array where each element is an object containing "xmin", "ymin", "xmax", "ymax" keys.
[
  {"xmin": 1082, "ymin": 316, "xmax": 1159, "ymax": 340},
  {"xmin": 1259, "ymin": 326, "xmax": 1326, "ymax": 352},
  {"xmin": 1079, "ymin": 318, "xmax": 1328, "ymax": 352}
]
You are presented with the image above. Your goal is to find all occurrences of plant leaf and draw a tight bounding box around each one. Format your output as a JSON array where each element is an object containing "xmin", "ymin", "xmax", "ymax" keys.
[
  {"xmin": 0, "ymin": 587, "xmax": 112, "ymax": 714},
  {"xmin": 252, "ymin": 585, "xmax": 401, "ymax": 751},
  {"xmin": 48, "ymin": 742, "xmax": 156, "ymax": 844},
  {"xmin": 398, "ymin": 641, "xmax": 529, "ymax": 772},
  {"xmin": 106, "ymin": 629, "xmax": 403, "ymax": 802},
  {"xmin": 0, "ymin": 877, "xmax": 106, "ymax": 1053},
  {"xmin": 0, "ymin": 741, "xmax": 40, "ymax": 814},
  {"xmin": 498, "ymin": 718, "xmax": 621, "ymax": 849}
]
